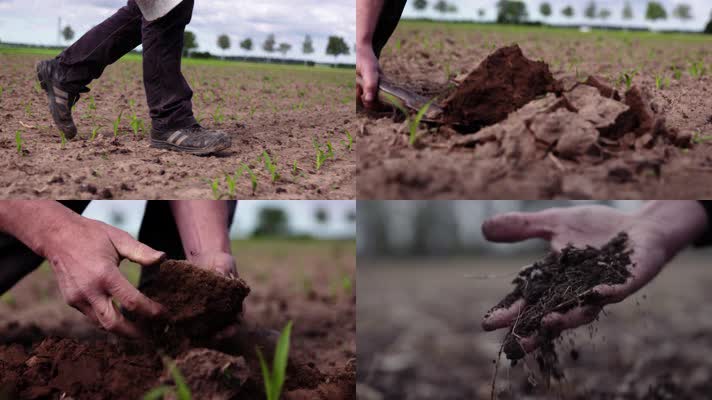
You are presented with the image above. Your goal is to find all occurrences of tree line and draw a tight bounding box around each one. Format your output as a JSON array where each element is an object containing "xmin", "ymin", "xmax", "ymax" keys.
[{"xmin": 411, "ymin": 0, "xmax": 712, "ymax": 33}]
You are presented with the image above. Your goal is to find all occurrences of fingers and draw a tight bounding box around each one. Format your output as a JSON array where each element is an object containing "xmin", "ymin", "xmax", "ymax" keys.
[
  {"xmin": 357, "ymin": 69, "xmax": 379, "ymax": 109},
  {"xmin": 87, "ymin": 295, "xmax": 142, "ymax": 338},
  {"xmin": 541, "ymin": 305, "xmax": 602, "ymax": 332},
  {"xmin": 590, "ymin": 283, "xmax": 629, "ymax": 304},
  {"xmin": 106, "ymin": 275, "xmax": 166, "ymax": 318},
  {"xmin": 106, "ymin": 226, "xmax": 166, "ymax": 266},
  {"xmin": 482, "ymin": 211, "xmax": 558, "ymax": 243},
  {"xmin": 482, "ymin": 298, "xmax": 525, "ymax": 331}
]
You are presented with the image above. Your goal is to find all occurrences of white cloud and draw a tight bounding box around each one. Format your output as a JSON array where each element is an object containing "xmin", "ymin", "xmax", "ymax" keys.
[{"xmin": 0, "ymin": 0, "xmax": 355, "ymax": 63}]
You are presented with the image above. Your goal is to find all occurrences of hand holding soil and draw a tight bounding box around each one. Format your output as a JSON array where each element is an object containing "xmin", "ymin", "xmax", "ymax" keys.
[
  {"xmin": 481, "ymin": 201, "xmax": 709, "ymax": 357},
  {"xmin": 45, "ymin": 217, "xmax": 167, "ymax": 338}
]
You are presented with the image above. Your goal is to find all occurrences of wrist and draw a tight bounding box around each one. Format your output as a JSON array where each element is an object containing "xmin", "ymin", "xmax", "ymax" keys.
[{"xmin": 633, "ymin": 201, "xmax": 708, "ymax": 260}]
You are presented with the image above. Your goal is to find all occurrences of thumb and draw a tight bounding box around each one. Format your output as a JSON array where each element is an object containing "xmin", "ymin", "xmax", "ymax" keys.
[
  {"xmin": 482, "ymin": 211, "xmax": 558, "ymax": 243},
  {"xmin": 105, "ymin": 225, "xmax": 166, "ymax": 266}
]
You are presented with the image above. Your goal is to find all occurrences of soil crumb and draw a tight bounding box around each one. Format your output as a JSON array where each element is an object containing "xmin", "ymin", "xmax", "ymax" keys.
[
  {"xmin": 132, "ymin": 260, "xmax": 251, "ymax": 348},
  {"xmin": 491, "ymin": 232, "xmax": 633, "ymax": 368},
  {"xmin": 443, "ymin": 45, "xmax": 559, "ymax": 129}
]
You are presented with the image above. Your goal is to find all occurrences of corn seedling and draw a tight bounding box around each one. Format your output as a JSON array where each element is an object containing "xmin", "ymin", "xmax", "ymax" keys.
[
  {"xmin": 225, "ymin": 173, "xmax": 236, "ymax": 197},
  {"xmin": 0, "ymin": 86, "xmax": 3, "ymax": 97},
  {"xmin": 211, "ymin": 178, "xmax": 221, "ymax": 200},
  {"xmin": 60, "ymin": 131, "xmax": 67, "ymax": 149},
  {"xmin": 15, "ymin": 130, "xmax": 24, "ymax": 156},
  {"xmin": 90, "ymin": 126, "xmax": 102, "ymax": 141},
  {"xmin": 342, "ymin": 130, "xmax": 353, "ymax": 151},
  {"xmin": 113, "ymin": 110, "xmax": 124, "ymax": 137},
  {"xmin": 213, "ymin": 104, "xmax": 225, "ymax": 124},
  {"xmin": 143, "ymin": 358, "xmax": 192, "ymax": 400},
  {"xmin": 292, "ymin": 160, "xmax": 299, "ymax": 176},
  {"xmin": 313, "ymin": 137, "xmax": 334, "ymax": 171},
  {"xmin": 24, "ymin": 101, "xmax": 32, "ymax": 117},
  {"xmin": 88, "ymin": 96, "xmax": 96, "ymax": 110},
  {"xmin": 237, "ymin": 164, "xmax": 258, "ymax": 194},
  {"xmin": 671, "ymin": 66, "xmax": 682, "ymax": 80},
  {"xmin": 655, "ymin": 75, "xmax": 666, "ymax": 90},
  {"xmin": 620, "ymin": 69, "xmax": 637, "ymax": 90},
  {"xmin": 692, "ymin": 130, "xmax": 712, "ymax": 144},
  {"xmin": 129, "ymin": 113, "xmax": 144, "ymax": 136},
  {"xmin": 689, "ymin": 61, "xmax": 706, "ymax": 79},
  {"xmin": 257, "ymin": 321, "xmax": 293, "ymax": 400},
  {"xmin": 262, "ymin": 151, "xmax": 281, "ymax": 182}
]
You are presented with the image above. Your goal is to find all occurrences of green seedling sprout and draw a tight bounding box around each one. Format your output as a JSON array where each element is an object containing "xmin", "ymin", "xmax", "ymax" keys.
[
  {"xmin": 237, "ymin": 163, "xmax": 258, "ymax": 194},
  {"xmin": 88, "ymin": 96, "xmax": 96, "ymax": 110},
  {"xmin": 143, "ymin": 358, "xmax": 192, "ymax": 400},
  {"xmin": 671, "ymin": 66, "xmax": 682, "ymax": 80},
  {"xmin": 15, "ymin": 130, "xmax": 24, "ymax": 156},
  {"xmin": 0, "ymin": 86, "xmax": 3, "ymax": 97},
  {"xmin": 90, "ymin": 126, "xmax": 102, "ymax": 141},
  {"xmin": 620, "ymin": 69, "xmax": 638, "ymax": 90},
  {"xmin": 292, "ymin": 160, "xmax": 299, "ymax": 176},
  {"xmin": 211, "ymin": 177, "xmax": 221, "ymax": 200},
  {"xmin": 60, "ymin": 131, "xmax": 67, "ymax": 149},
  {"xmin": 655, "ymin": 75, "xmax": 665, "ymax": 90},
  {"xmin": 129, "ymin": 113, "xmax": 144, "ymax": 136},
  {"xmin": 313, "ymin": 137, "xmax": 334, "ymax": 171},
  {"xmin": 689, "ymin": 61, "xmax": 706, "ymax": 79},
  {"xmin": 262, "ymin": 151, "xmax": 281, "ymax": 182},
  {"xmin": 343, "ymin": 130, "xmax": 353, "ymax": 151},
  {"xmin": 225, "ymin": 173, "xmax": 236, "ymax": 197},
  {"xmin": 113, "ymin": 110, "xmax": 124, "ymax": 137},
  {"xmin": 692, "ymin": 130, "xmax": 712, "ymax": 144},
  {"xmin": 24, "ymin": 101, "xmax": 32, "ymax": 117},
  {"xmin": 213, "ymin": 104, "xmax": 225, "ymax": 124},
  {"xmin": 381, "ymin": 92, "xmax": 433, "ymax": 146},
  {"xmin": 257, "ymin": 321, "xmax": 293, "ymax": 400}
]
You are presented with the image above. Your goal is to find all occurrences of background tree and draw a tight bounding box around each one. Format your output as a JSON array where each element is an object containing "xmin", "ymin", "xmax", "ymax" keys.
[
  {"xmin": 413, "ymin": 0, "xmax": 427, "ymax": 11},
  {"xmin": 434, "ymin": 0, "xmax": 448, "ymax": 13},
  {"xmin": 302, "ymin": 35, "xmax": 314, "ymax": 55},
  {"xmin": 263, "ymin": 34, "xmax": 276, "ymax": 53},
  {"xmin": 240, "ymin": 38, "xmax": 253, "ymax": 51},
  {"xmin": 584, "ymin": 1, "xmax": 597, "ymax": 19},
  {"xmin": 562, "ymin": 5, "xmax": 575, "ymax": 18},
  {"xmin": 599, "ymin": 8, "xmax": 611, "ymax": 19},
  {"xmin": 478, "ymin": 8, "xmax": 486, "ymax": 18},
  {"xmin": 252, "ymin": 207, "xmax": 289, "ymax": 237},
  {"xmin": 672, "ymin": 4, "xmax": 692, "ymax": 20},
  {"xmin": 217, "ymin": 34, "xmax": 230, "ymax": 58},
  {"xmin": 540, "ymin": 2, "xmax": 552, "ymax": 17},
  {"xmin": 446, "ymin": 2, "xmax": 457, "ymax": 12},
  {"xmin": 183, "ymin": 31, "xmax": 198, "ymax": 57},
  {"xmin": 645, "ymin": 2, "xmax": 667, "ymax": 21},
  {"xmin": 623, "ymin": 2, "xmax": 634, "ymax": 19},
  {"xmin": 705, "ymin": 13, "xmax": 712, "ymax": 34},
  {"xmin": 314, "ymin": 208, "xmax": 329, "ymax": 224},
  {"xmin": 326, "ymin": 36, "xmax": 350, "ymax": 59},
  {"xmin": 496, "ymin": 0, "xmax": 528, "ymax": 24},
  {"xmin": 277, "ymin": 42, "xmax": 292, "ymax": 56},
  {"xmin": 61, "ymin": 25, "xmax": 74, "ymax": 43}
]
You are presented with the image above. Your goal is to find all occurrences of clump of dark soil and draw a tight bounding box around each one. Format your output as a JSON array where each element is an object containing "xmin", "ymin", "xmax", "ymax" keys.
[
  {"xmin": 443, "ymin": 45, "xmax": 560, "ymax": 129},
  {"xmin": 437, "ymin": 46, "xmax": 689, "ymax": 160},
  {"xmin": 131, "ymin": 260, "xmax": 250, "ymax": 349},
  {"xmin": 491, "ymin": 232, "xmax": 633, "ymax": 365}
]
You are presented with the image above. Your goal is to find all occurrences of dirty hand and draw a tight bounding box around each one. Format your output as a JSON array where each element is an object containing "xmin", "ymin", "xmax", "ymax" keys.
[
  {"xmin": 45, "ymin": 217, "xmax": 167, "ymax": 337},
  {"xmin": 189, "ymin": 251, "xmax": 237, "ymax": 277},
  {"xmin": 356, "ymin": 44, "xmax": 381, "ymax": 109},
  {"xmin": 480, "ymin": 201, "xmax": 708, "ymax": 353}
]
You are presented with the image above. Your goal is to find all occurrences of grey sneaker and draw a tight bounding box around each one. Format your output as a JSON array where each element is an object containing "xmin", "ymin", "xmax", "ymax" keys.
[
  {"xmin": 151, "ymin": 125, "xmax": 231, "ymax": 155},
  {"xmin": 36, "ymin": 59, "xmax": 81, "ymax": 139}
]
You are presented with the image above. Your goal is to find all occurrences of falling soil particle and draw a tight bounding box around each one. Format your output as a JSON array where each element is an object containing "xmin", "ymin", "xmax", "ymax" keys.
[
  {"xmin": 490, "ymin": 232, "xmax": 633, "ymax": 370},
  {"xmin": 130, "ymin": 260, "xmax": 251, "ymax": 349},
  {"xmin": 443, "ymin": 45, "xmax": 559, "ymax": 129}
]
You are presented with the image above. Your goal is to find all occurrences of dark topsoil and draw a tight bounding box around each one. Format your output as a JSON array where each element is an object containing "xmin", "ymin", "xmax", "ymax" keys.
[
  {"xmin": 0, "ymin": 260, "xmax": 355, "ymax": 400},
  {"xmin": 489, "ymin": 233, "xmax": 632, "ymax": 386}
]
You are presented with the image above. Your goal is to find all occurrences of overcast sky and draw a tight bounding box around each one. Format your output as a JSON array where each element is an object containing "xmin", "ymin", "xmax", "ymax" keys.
[
  {"xmin": 402, "ymin": 0, "xmax": 712, "ymax": 31},
  {"xmin": 0, "ymin": 0, "xmax": 355, "ymax": 63},
  {"xmin": 83, "ymin": 200, "xmax": 356, "ymax": 239}
]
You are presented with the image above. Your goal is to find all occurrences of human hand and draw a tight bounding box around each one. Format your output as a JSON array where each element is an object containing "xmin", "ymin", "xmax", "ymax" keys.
[
  {"xmin": 189, "ymin": 251, "xmax": 237, "ymax": 277},
  {"xmin": 480, "ymin": 202, "xmax": 707, "ymax": 354},
  {"xmin": 356, "ymin": 44, "xmax": 381, "ymax": 109},
  {"xmin": 45, "ymin": 217, "xmax": 167, "ymax": 337}
]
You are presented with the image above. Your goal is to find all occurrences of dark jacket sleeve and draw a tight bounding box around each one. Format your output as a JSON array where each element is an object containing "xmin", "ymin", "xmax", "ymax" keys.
[{"xmin": 694, "ymin": 201, "xmax": 712, "ymax": 246}]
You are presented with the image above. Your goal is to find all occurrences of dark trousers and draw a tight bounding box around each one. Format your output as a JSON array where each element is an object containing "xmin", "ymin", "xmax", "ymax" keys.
[
  {"xmin": 0, "ymin": 201, "xmax": 237, "ymax": 295},
  {"xmin": 373, "ymin": 0, "xmax": 407, "ymax": 58},
  {"xmin": 55, "ymin": 0, "xmax": 197, "ymax": 133}
]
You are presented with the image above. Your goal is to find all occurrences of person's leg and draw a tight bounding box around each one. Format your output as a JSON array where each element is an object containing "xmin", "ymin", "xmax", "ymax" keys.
[
  {"xmin": 140, "ymin": 0, "xmax": 197, "ymax": 134},
  {"xmin": 136, "ymin": 201, "xmax": 237, "ymax": 288},
  {"xmin": 0, "ymin": 201, "xmax": 91, "ymax": 294},
  {"xmin": 372, "ymin": 0, "xmax": 407, "ymax": 58},
  {"xmin": 141, "ymin": 0, "xmax": 231, "ymax": 155},
  {"xmin": 37, "ymin": 1, "xmax": 143, "ymax": 138}
]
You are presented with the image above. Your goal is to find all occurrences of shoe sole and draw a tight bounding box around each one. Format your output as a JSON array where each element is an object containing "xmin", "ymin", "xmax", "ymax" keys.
[
  {"xmin": 36, "ymin": 62, "xmax": 78, "ymax": 140},
  {"xmin": 150, "ymin": 137, "xmax": 231, "ymax": 156}
]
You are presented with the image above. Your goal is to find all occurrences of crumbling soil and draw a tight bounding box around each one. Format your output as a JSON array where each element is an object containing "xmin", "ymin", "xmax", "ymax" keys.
[
  {"xmin": 357, "ymin": 23, "xmax": 712, "ymax": 199},
  {"xmin": 0, "ymin": 247, "xmax": 356, "ymax": 400},
  {"xmin": 487, "ymin": 232, "xmax": 632, "ymax": 389},
  {"xmin": 131, "ymin": 260, "xmax": 250, "ymax": 349}
]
